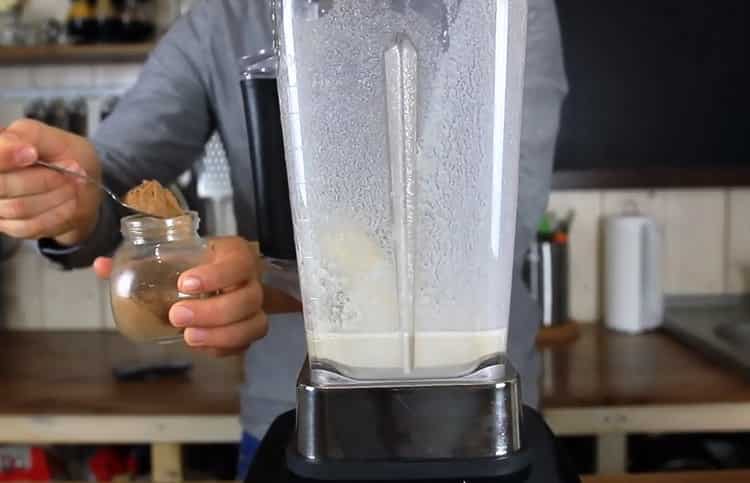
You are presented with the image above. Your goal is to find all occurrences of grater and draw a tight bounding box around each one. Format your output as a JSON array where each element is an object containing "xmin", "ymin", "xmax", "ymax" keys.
[{"xmin": 197, "ymin": 132, "xmax": 236, "ymax": 236}]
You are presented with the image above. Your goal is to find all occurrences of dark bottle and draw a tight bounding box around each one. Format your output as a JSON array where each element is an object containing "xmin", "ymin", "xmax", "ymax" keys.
[
  {"xmin": 45, "ymin": 99, "xmax": 70, "ymax": 132},
  {"xmin": 97, "ymin": 0, "xmax": 123, "ymax": 43},
  {"xmin": 67, "ymin": 0, "xmax": 98, "ymax": 44},
  {"xmin": 68, "ymin": 98, "xmax": 89, "ymax": 136},
  {"xmin": 240, "ymin": 54, "xmax": 296, "ymax": 261},
  {"xmin": 121, "ymin": 0, "xmax": 155, "ymax": 43},
  {"xmin": 24, "ymin": 99, "xmax": 48, "ymax": 123}
]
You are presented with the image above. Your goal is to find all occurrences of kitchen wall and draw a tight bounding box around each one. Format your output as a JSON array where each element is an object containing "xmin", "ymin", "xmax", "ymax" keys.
[
  {"xmin": 550, "ymin": 189, "xmax": 750, "ymax": 323},
  {"xmin": 0, "ymin": 63, "xmax": 142, "ymax": 330},
  {"xmin": 2, "ymin": 64, "xmax": 750, "ymax": 330}
]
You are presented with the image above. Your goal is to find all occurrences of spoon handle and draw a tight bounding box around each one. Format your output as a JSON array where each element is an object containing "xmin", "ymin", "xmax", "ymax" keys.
[{"xmin": 33, "ymin": 160, "xmax": 141, "ymax": 214}]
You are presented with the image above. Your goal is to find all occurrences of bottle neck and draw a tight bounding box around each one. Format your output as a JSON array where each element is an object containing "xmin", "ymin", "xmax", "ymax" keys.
[{"xmin": 121, "ymin": 212, "xmax": 200, "ymax": 245}]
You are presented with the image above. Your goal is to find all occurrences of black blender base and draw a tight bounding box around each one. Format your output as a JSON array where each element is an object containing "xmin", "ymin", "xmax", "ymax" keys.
[{"xmin": 245, "ymin": 406, "xmax": 581, "ymax": 483}]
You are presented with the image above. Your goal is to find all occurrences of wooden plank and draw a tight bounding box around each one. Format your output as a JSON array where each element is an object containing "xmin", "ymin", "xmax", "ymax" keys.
[
  {"xmin": 582, "ymin": 470, "xmax": 750, "ymax": 483},
  {"xmin": 0, "ymin": 44, "xmax": 154, "ymax": 66},
  {"xmin": 545, "ymin": 403, "xmax": 750, "ymax": 435},
  {"xmin": 0, "ymin": 415, "xmax": 239, "ymax": 444},
  {"xmin": 151, "ymin": 443, "xmax": 184, "ymax": 482}
]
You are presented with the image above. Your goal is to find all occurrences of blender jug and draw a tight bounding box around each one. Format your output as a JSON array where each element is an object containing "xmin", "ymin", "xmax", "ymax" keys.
[{"xmin": 275, "ymin": 0, "xmax": 527, "ymax": 384}]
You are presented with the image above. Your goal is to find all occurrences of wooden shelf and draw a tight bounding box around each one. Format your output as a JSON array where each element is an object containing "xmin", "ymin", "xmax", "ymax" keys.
[{"xmin": 0, "ymin": 43, "xmax": 154, "ymax": 66}]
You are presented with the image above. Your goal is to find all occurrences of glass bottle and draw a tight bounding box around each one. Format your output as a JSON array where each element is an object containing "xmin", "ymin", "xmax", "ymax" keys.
[
  {"xmin": 97, "ymin": 0, "xmax": 123, "ymax": 43},
  {"xmin": 110, "ymin": 212, "xmax": 211, "ymax": 344},
  {"xmin": 67, "ymin": 0, "xmax": 97, "ymax": 44}
]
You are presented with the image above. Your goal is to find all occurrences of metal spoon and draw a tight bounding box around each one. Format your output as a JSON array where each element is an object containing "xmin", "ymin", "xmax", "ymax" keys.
[{"xmin": 33, "ymin": 160, "xmax": 151, "ymax": 217}]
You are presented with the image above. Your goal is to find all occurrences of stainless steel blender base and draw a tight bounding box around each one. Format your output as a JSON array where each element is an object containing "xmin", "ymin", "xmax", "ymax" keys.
[{"xmin": 288, "ymin": 358, "xmax": 529, "ymax": 480}]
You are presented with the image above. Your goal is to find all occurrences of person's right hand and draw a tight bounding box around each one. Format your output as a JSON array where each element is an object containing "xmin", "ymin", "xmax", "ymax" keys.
[{"xmin": 0, "ymin": 119, "xmax": 102, "ymax": 246}]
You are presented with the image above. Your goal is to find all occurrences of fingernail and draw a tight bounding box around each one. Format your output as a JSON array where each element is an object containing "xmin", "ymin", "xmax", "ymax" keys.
[
  {"xmin": 170, "ymin": 305, "xmax": 194, "ymax": 327},
  {"xmin": 185, "ymin": 328, "xmax": 208, "ymax": 345},
  {"xmin": 180, "ymin": 276, "xmax": 201, "ymax": 292},
  {"xmin": 15, "ymin": 146, "xmax": 36, "ymax": 167},
  {"xmin": 66, "ymin": 161, "xmax": 85, "ymax": 174},
  {"xmin": 66, "ymin": 162, "xmax": 88, "ymax": 184}
]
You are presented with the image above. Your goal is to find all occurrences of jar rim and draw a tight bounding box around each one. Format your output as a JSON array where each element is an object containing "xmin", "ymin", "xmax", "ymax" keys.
[
  {"xmin": 120, "ymin": 211, "xmax": 200, "ymax": 242},
  {"xmin": 122, "ymin": 210, "xmax": 198, "ymax": 227}
]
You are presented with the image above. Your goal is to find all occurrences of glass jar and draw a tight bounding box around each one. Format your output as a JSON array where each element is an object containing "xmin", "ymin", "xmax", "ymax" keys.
[{"xmin": 110, "ymin": 212, "xmax": 211, "ymax": 344}]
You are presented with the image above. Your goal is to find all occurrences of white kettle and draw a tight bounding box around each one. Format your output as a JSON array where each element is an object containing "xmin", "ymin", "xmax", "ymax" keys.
[{"xmin": 604, "ymin": 214, "xmax": 663, "ymax": 334}]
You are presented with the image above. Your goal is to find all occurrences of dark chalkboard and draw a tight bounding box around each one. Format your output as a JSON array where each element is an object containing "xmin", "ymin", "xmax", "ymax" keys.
[{"xmin": 552, "ymin": 0, "xmax": 750, "ymax": 187}]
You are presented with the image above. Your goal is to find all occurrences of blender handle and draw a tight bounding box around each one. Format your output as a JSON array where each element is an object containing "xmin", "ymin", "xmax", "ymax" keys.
[{"xmin": 240, "ymin": 75, "xmax": 296, "ymax": 261}]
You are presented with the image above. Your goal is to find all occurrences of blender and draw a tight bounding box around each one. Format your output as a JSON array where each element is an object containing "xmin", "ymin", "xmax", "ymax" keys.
[{"xmin": 241, "ymin": 0, "xmax": 578, "ymax": 481}]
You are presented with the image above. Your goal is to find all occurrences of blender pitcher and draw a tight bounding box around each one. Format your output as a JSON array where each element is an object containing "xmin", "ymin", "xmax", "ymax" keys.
[
  {"xmin": 275, "ymin": 0, "xmax": 527, "ymax": 385},
  {"xmin": 241, "ymin": 0, "xmax": 536, "ymax": 479}
]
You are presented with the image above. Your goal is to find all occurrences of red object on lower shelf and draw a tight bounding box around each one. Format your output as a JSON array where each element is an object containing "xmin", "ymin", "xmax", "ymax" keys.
[
  {"xmin": 0, "ymin": 447, "xmax": 52, "ymax": 481},
  {"xmin": 88, "ymin": 447, "xmax": 136, "ymax": 482}
]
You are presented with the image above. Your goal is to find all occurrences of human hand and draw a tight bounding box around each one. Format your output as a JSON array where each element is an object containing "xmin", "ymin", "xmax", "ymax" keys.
[
  {"xmin": 95, "ymin": 236, "xmax": 267, "ymax": 356},
  {"xmin": 0, "ymin": 119, "xmax": 102, "ymax": 245}
]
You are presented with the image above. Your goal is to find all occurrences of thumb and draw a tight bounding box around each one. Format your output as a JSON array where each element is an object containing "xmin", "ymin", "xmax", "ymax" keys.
[{"xmin": 93, "ymin": 257, "xmax": 113, "ymax": 279}]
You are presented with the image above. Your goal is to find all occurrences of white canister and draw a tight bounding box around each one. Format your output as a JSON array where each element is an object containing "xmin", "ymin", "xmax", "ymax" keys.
[{"xmin": 604, "ymin": 215, "xmax": 663, "ymax": 334}]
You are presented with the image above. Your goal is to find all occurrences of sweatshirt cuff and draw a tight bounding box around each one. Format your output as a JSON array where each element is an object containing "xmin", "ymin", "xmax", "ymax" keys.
[{"xmin": 37, "ymin": 200, "xmax": 123, "ymax": 270}]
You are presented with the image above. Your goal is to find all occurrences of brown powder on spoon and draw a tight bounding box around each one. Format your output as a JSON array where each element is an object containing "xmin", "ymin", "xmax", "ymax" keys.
[{"xmin": 124, "ymin": 180, "xmax": 185, "ymax": 218}]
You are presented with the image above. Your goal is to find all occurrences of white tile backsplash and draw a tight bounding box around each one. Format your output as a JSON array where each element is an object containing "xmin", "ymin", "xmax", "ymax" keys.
[
  {"xmin": 0, "ymin": 101, "xmax": 26, "ymax": 126},
  {"xmin": 727, "ymin": 189, "xmax": 750, "ymax": 294},
  {"xmin": 549, "ymin": 188, "xmax": 736, "ymax": 322},
  {"xmin": 93, "ymin": 64, "xmax": 142, "ymax": 89},
  {"xmin": 1, "ymin": 241, "xmax": 44, "ymax": 329},
  {"xmin": 0, "ymin": 67, "xmax": 32, "ymax": 89},
  {"xmin": 31, "ymin": 65, "xmax": 94, "ymax": 89},
  {"xmin": 548, "ymin": 191, "xmax": 602, "ymax": 323},
  {"xmin": 601, "ymin": 190, "xmax": 667, "ymax": 221},
  {"xmin": 662, "ymin": 190, "xmax": 727, "ymax": 295},
  {"xmin": 40, "ymin": 261, "xmax": 103, "ymax": 330}
]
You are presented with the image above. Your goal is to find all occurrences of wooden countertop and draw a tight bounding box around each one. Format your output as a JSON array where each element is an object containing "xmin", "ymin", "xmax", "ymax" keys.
[
  {"xmin": 582, "ymin": 470, "xmax": 750, "ymax": 483},
  {"xmin": 541, "ymin": 325, "xmax": 750, "ymax": 408},
  {"xmin": 0, "ymin": 331, "xmax": 241, "ymax": 415},
  {"xmin": 1, "ymin": 323, "xmax": 747, "ymax": 416}
]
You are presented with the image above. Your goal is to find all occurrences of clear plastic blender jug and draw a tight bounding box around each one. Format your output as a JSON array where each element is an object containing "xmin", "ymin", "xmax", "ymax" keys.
[{"xmin": 275, "ymin": 0, "xmax": 527, "ymax": 383}]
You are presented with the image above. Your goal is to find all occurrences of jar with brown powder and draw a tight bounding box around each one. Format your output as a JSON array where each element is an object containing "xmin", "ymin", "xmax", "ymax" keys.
[{"xmin": 110, "ymin": 212, "xmax": 211, "ymax": 343}]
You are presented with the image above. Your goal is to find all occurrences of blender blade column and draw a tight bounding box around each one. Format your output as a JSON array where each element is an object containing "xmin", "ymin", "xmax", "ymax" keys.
[{"xmin": 385, "ymin": 34, "xmax": 419, "ymax": 375}]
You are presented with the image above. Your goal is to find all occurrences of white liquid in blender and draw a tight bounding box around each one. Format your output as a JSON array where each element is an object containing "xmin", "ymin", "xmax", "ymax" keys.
[
  {"xmin": 299, "ymin": 220, "xmax": 508, "ymax": 379},
  {"xmin": 307, "ymin": 329, "xmax": 507, "ymax": 378}
]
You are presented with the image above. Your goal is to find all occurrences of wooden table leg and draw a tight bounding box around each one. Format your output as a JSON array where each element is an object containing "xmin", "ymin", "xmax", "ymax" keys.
[
  {"xmin": 151, "ymin": 443, "xmax": 183, "ymax": 482},
  {"xmin": 596, "ymin": 433, "xmax": 627, "ymax": 474}
]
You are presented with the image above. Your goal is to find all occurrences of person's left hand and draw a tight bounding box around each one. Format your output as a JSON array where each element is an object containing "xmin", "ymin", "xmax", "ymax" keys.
[{"xmin": 95, "ymin": 236, "xmax": 267, "ymax": 356}]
